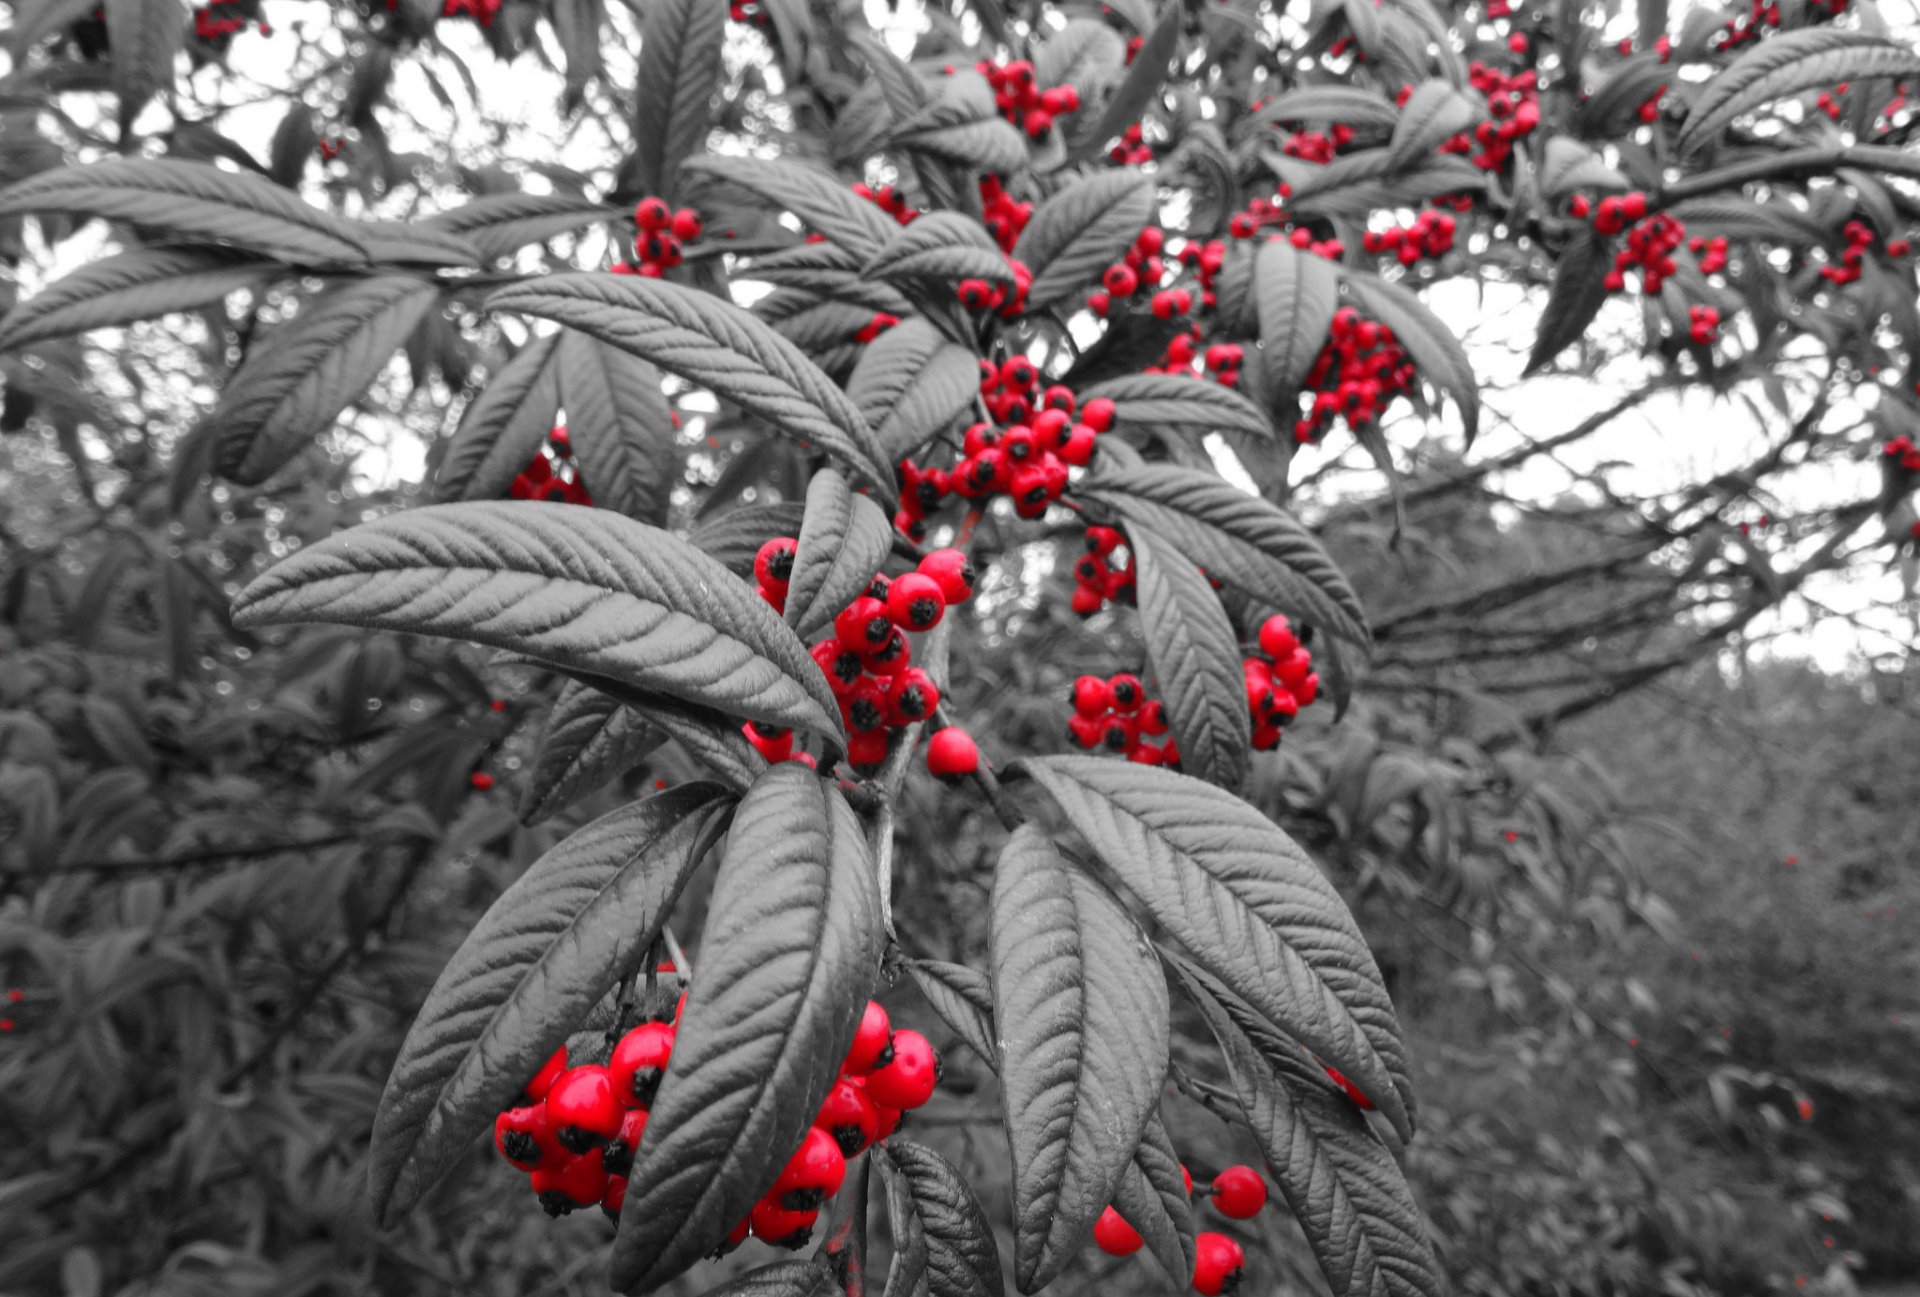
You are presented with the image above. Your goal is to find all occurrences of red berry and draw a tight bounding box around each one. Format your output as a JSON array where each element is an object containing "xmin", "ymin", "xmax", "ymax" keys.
[
  {"xmin": 609, "ymin": 1021, "xmax": 674, "ymax": 1108},
  {"xmin": 1071, "ymin": 674, "xmax": 1113, "ymax": 716},
  {"xmin": 755, "ymin": 537, "xmax": 798, "ymax": 591},
  {"xmin": 1107, "ymin": 673, "xmax": 1143, "ymax": 712},
  {"xmin": 835, "ymin": 595, "xmax": 894, "ymax": 650},
  {"xmin": 470, "ymin": 771, "xmax": 494, "ymax": 791},
  {"xmin": 774, "ymin": 1126, "xmax": 848, "ymax": 1210},
  {"xmin": 1081, "ymin": 397, "xmax": 1116, "ymax": 432},
  {"xmin": 1093, "ymin": 1205, "xmax": 1145, "ymax": 1255},
  {"xmin": 887, "ymin": 668, "xmax": 940, "ymax": 724},
  {"xmin": 815, "ymin": 1077, "xmax": 883, "ymax": 1155},
  {"xmin": 634, "ymin": 196, "xmax": 670, "ymax": 230},
  {"xmin": 602, "ymin": 1173, "xmax": 629, "ymax": 1218},
  {"xmin": 887, "ymin": 572, "xmax": 948, "ymax": 631},
  {"xmin": 670, "ymin": 208, "xmax": 703, "ymax": 241},
  {"xmin": 1274, "ymin": 647, "xmax": 1313, "ymax": 689},
  {"xmin": 1257, "ymin": 614, "xmax": 1299, "ymax": 660},
  {"xmin": 926, "ymin": 726, "xmax": 980, "ymax": 782},
  {"xmin": 918, "ymin": 548, "xmax": 976, "ymax": 603},
  {"xmin": 545, "ymin": 1064, "xmax": 625, "ymax": 1152},
  {"xmin": 846, "ymin": 728, "xmax": 891, "ymax": 773},
  {"xmin": 866, "ymin": 1029, "xmax": 940, "ymax": 1110},
  {"xmin": 531, "ymin": 1149, "xmax": 611, "ymax": 1215},
  {"xmin": 1103, "ymin": 263, "xmax": 1139, "ymax": 296},
  {"xmin": 602, "ymin": 1108, "xmax": 650, "ymax": 1177},
  {"xmin": 751, "ymin": 1198, "xmax": 820, "ymax": 1249},
  {"xmin": 495, "ymin": 1104, "xmax": 557, "ymax": 1169},
  {"xmin": 1209, "ymin": 1166, "xmax": 1268, "ymax": 1218},
  {"xmin": 1192, "ymin": 1232, "xmax": 1246, "ymax": 1295},
  {"xmin": 526, "ymin": 1046, "xmax": 569, "ymax": 1102}
]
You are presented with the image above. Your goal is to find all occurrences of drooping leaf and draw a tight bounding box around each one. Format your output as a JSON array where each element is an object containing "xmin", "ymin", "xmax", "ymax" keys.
[
  {"xmin": 884, "ymin": 1141, "xmax": 1006, "ymax": 1297},
  {"xmin": 1126, "ymin": 523, "xmax": 1251, "ymax": 789},
  {"xmin": 1386, "ymin": 80, "xmax": 1480, "ymax": 169},
  {"xmin": 519, "ymin": 679, "xmax": 667, "ymax": 824},
  {"xmin": 1074, "ymin": 372, "xmax": 1273, "ymax": 440},
  {"xmin": 631, "ymin": 0, "xmax": 727, "ymax": 201},
  {"xmin": 684, "ymin": 155, "xmax": 898, "ymax": 259},
  {"xmin": 1064, "ymin": 1, "xmax": 1182, "ymax": 164},
  {"xmin": 368, "ymin": 784, "xmax": 733, "ymax": 1224},
  {"xmin": 0, "ymin": 247, "xmax": 269, "ymax": 350},
  {"xmin": 612, "ymin": 765, "xmax": 884, "ymax": 1290},
  {"xmin": 863, "ymin": 212, "xmax": 1011, "ymax": 288},
  {"xmin": 231, "ymin": 502, "xmax": 847, "ymax": 739},
  {"xmin": 878, "ymin": 1144, "xmax": 932, "ymax": 1297},
  {"xmin": 1012, "ymin": 171, "xmax": 1156, "ymax": 310},
  {"xmin": 785, "ymin": 467, "xmax": 895, "ymax": 639},
  {"xmin": 1339, "ymin": 271, "xmax": 1479, "ymax": 444},
  {"xmin": 1677, "ymin": 30, "xmax": 1920, "ymax": 158},
  {"xmin": 847, "ymin": 316, "xmax": 981, "ymax": 458},
  {"xmin": 422, "ymin": 193, "xmax": 619, "ymax": 261},
  {"xmin": 211, "ymin": 275, "xmax": 439, "ymax": 484},
  {"xmin": 1078, "ymin": 461, "xmax": 1370, "ymax": 647},
  {"xmin": 1012, "ymin": 756, "xmax": 1416, "ymax": 1141},
  {"xmin": 1107, "ymin": 1110, "xmax": 1198, "ymax": 1286},
  {"xmin": 435, "ymin": 332, "xmax": 562, "ymax": 503},
  {"xmin": 0, "ymin": 158, "xmax": 368, "ymax": 264},
  {"xmin": 991, "ymin": 824, "xmax": 1170, "ymax": 1291},
  {"xmin": 1253, "ymin": 240, "xmax": 1341, "ymax": 405},
  {"xmin": 1525, "ymin": 227, "xmax": 1614, "ymax": 374},
  {"xmin": 556, "ymin": 327, "xmax": 676, "ymax": 525},
  {"xmin": 905, "ymin": 958, "xmax": 998, "ymax": 1063},
  {"xmin": 1171, "ymin": 958, "xmax": 1443, "ymax": 1297},
  {"xmin": 488, "ymin": 273, "xmax": 897, "ymax": 505}
]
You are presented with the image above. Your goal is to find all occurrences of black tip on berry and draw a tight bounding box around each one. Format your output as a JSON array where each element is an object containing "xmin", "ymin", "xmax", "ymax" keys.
[
  {"xmin": 603, "ymin": 1140, "xmax": 635, "ymax": 1177},
  {"xmin": 556, "ymin": 1125, "xmax": 600, "ymax": 1155},
  {"xmin": 630, "ymin": 1070, "xmax": 662, "ymax": 1107},
  {"xmin": 771, "ymin": 1226, "xmax": 814, "ymax": 1251},
  {"xmin": 830, "ymin": 1125, "xmax": 865, "ymax": 1157},
  {"xmin": 867, "ymin": 574, "xmax": 891, "ymax": 601},
  {"xmin": 539, "ymin": 1191, "xmax": 576, "ymax": 1218},
  {"xmin": 501, "ymin": 1130, "xmax": 540, "ymax": 1165},
  {"xmin": 781, "ymin": 1187, "xmax": 827, "ymax": 1212}
]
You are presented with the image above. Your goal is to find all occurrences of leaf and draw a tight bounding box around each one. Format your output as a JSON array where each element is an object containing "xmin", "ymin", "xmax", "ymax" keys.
[
  {"xmin": 991, "ymin": 824, "xmax": 1170, "ymax": 1292},
  {"xmin": 785, "ymin": 467, "xmax": 895, "ymax": 639},
  {"xmin": 1012, "ymin": 172, "xmax": 1156, "ymax": 310},
  {"xmin": 612, "ymin": 764, "xmax": 884, "ymax": 1290},
  {"xmin": 1126, "ymin": 523, "xmax": 1250, "ymax": 789},
  {"xmin": 1577, "ymin": 56, "xmax": 1674, "ymax": 137},
  {"xmin": 423, "ymin": 193, "xmax": 618, "ymax": 261},
  {"xmin": 1254, "ymin": 239, "xmax": 1341, "ymax": 403},
  {"xmin": 211, "ymin": 275, "xmax": 439, "ymax": 484},
  {"xmin": 1012, "ymin": 756, "xmax": 1416, "ymax": 1141},
  {"xmin": 0, "ymin": 159, "xmax": 369, "ymax": 264},
  {"xmin": 847, "ymin": 317, "xmax": 980, "ymax": 458},
  {"xmin": 488, "ymin": 273, "xmax": 897, "ymax": 507},
  {"xmin": 1171, "ymin": 959, "xmax": 1443, "ymax": 1297},
  {"xmin": 1677, "ymin": 30, "xmax": 1920, "ymax": 158},
  {"xmin": 863, "ymin": 212, "xmax": 1011, "ymax": 288},
  {"xmin": 519, "ymin": 679, "xmax": 667, "ymax": 824},
  {"xmin": 434, "ymin": 332, "xmax": 562, "ymax": 503},
  {"xmin": 905, "ymin": 958, "xmax": 998, "ymax": 1063},
  {"xmin": 1666, "ymin": 195, "xmax": 1828, "ymax": 245},
  {"xmin": 1386, "ymin": 80, "xmax": 1480, "ymax": 169},
  {"xmin": 684, "ymin": 155, "xmax": 898, "ymax": 259},
  {"xmin": 1074, "ymin": 372, "xmax": 1273, "ymax": 440},
  {"xmin": 1237, "ymin": 86, "xmax": 1401, "ymax": 140},
  {"xmin": 9, "ymin": 0, "xmax": 101, "ymax": 58},
  {"xmin": 1525, "ymin": 227, "xmax": 1613, "ymax": 375},
  {"xmin": 104, "ymin": 0, "xmax": 183, "ymax": 140},
  {"xmin": 557, "ymin": 328, "xmax": 676, "ymax": 526},
  {"xmin": 1078, "ymin": 461, "xmax": 1370, "ymax": 647},
  {"xmin": 893, "ymin": 74, "xmax": 1032, "ymax": 175},
  {"xmin": 0, "ymin": 247, "xmax": 269, "ymax": 350},
  {"xmin": 691, "ymin": 501, "xmax": 810, "ymax": 575},
  {"xmin": 368, "ymin": 783, "xmax": 733, "ymax": 1224},
  {"xmin": 231, "ymin": 501, "xmax": 847, "ymax": 740},
  {"xmin": 879, "ymin": 1147, "xmax": 932, "ymax": 1297},
  {"xmin": 1107, "ymin": 1112, "xmax": 1197, "ymax": 1286},
  {"xmin": 885, "ymin": 1141, "xmax": 1007, "ymax": 1297},
  {"xmin": 701, "ymin": 1261, "xmax": 839, "ymax": 1297},
  {"xmin": 1339, "ymin": 271, "xmax": 1479, "ymax": 444},
  {"xmin": 631, "ymin": 0, "xmax": 727, "ymax": 201},
  {"xmin": 1538, "ymin": 136, "xmax": 1628, "ymax": 199},
  {"xmin": 1035, "ymin": 18, "xmax": 1127, "ymax": 97},
  {"xmin": 1064, "ymin": 1, "xmax": 1182, "ymax": 164}
]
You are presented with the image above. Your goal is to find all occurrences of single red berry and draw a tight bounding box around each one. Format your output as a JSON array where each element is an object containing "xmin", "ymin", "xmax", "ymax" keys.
[
  {"xmin": 816, "ymin": 1076, "xmax": 884, "ymax": 1155},
  {"xmin": 494, "ymin": 1104, "xmax": 556, "ymax": 1169},
  {"xmin": 866, "ymin": 1029, "xmax": 940, "ymax": 1110},
  {"xmin": 1108, "ymin": 673, "xmax": 1143, "ymax": 713},
  {"xmin": 846, "ymin": 729, "xmax": 890, "ymax": 773},
  {"xmin": 545, "ymin": 1064, "xmax": 625, "ymax": 1153},
  {"xmin": 887, "ymin": 572, "xmax": 948, "ymax": 631},
  {"xmin": 745, "ymin": 720, "xmax": 795, "ymax": 763},
  {"xmin": 531, "ymin": 1149, "xmax": 611, "ymax": 1216},
  {"xmin": 1274, "ymin": 647, "xmax": 1313, "ymax": 689},
  {"xmin": 755, "ymin": 537, "xmax": 798, "ymax": 592},
  {"xmin": 526, "ymin": 1046, "xmax": 569, "ymax": 1102},
  {"xmin": 1210, "ymin": 1166, "xmax": 1268, "ymax": 1218},
  {"xmin": 1137, "ymin": 699, "xmax": 1169, "ymax": 736},
  {"xmin": 1257, "ymin": 614, "xmax": 1299, "ymax": 659},
  {"xmin": 1084, "ymin": 525, "xmax": 1122, "ymax": 555},
  {"xmin": 752, "ymin": 1198, "xmax": 820, "ymax": 1249},
  {"xmin": 602, "ymin": 1108, "xmax": 650, "ymax": 1177},
  {"xmin": 926, "ymin": 727, "xmax": 980, "ymax": 782},
  {"xmin": 609, "ymin": 1021, "xmax": 675, "ymax": 1107},
  {"xmin": 842, "ymin": 676, "xmax": 890, "ymax": 734},
  {"xmin": 1093, "ymin": 1205, "xmax": 1145, "ymax": 1255},
  {"xmin": 835, "ymin": 595, "xmax": 894, "ymax": 650},
  {"xmin": 1071, "ymin": 675, "xmax": 1113, "ymax": 716},
  {"xmin": 864, "ymin": 626, "xmax": 913, "ymax": 673},
  {"xmin": 470, "ymin": 771, "xmax": 494, "ymax": 791},
  {"xmin": 918, "ymin": 549, "xmax": 976, "ymax": 603},
  {"xmin": 887, "ymin": 668, "xmax": 940, "ymax": 724},
  {"xmin": 1103, "ymin": 263, "xmax": 1139, "ymax": 296},
  {"xmin": 1081, "ymin": 397, "xmax": 1116, "ymax": 432},
  {"xmin": 634, "ymin": 196, "xmax": 671, "ymax": 230},
  {"xmin": 670, "ymin": 208, "xmax": 703, "ymax": 241},
  {"xmin": 1192, "ymin": 1232, "xmax": 1246, "ymax": 1296},
  {"xmin": 774, "ymin": 1126, "xmax": 849, "ymax": 1210}
]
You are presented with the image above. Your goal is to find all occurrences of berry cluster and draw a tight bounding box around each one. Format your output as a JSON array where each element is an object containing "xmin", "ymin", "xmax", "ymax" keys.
[
  {"xmin": 1280, "ymin": 123, "xmax": 1354, "ymax": 164},
  {"xmin": 1087, "ymin": 226, "xmax": 1172, "ymax": 317},
  {"xmin": 1226, "ymin": 187, "xmax": 1294, "ymax": 240},
  {"xmin": 1688, "ymin": 232, "xmax": 1731, "ymax": 274},
  {"xmin": 1884, "ymin": 434, "xmax": 1920, "ymax": 472},
  {"xmin": 1108, "ymin": 122, "xmax": 1154, "ymax": 165},
  {"xmin": 976, "ymin": 59, "xmax": 1081, "ymax": 140},
  {"xmin": 1093, "ymin": 1164, "xmax": 1270, "ymax": 1294},
  {"xmin": 1815, "ymin": 82, "xmax": 1851, "ymax": 121},
  {"xmin": 1716, "ymin": 0, "xmax": 1847, "ymax": 50},
  {"xmin": 494, "ymin": 1000, "xmax": 940, "ymax": 1246},
  {"xmin": 1818, "ymin": 219, "xmax": 1909, "ymax": 285},
  {"xmin": 613, "ymin": 198, "xmax": 703, "ymax": 279},
  {"xmin": 1241, "ymin": 614, "xmax": 1321, "ymax": 746},
  {"xmin": 752, "ymin": 540, "xmax": 976, "ymax": 773},
  {"xmin": 440, "ymin": 0, "xmax": 499, "ymax": 20},
  {"xmin": 895, "ymin": 362, "xmax": 1116, "ymax": 533},
  {"xmin": 1291, "ymin": 307, "xmax": 1416, "ymax": 444},
  {"xmin": 978, "ymin": 176, "xmax": 1033, "ymax": 253},
  {"xmin": 1360, "ymin": 210, "xmax": 1458, "ymax": 266},
  {"xmin": 852, "ymin": 182, "xmax": 918, "ymax": 226},
  {"xmin": 192, "ymin": 1, "xmax": 265, "ymax": 43},
  {"xmin": 1145, "ymin": 333, "xmax": 1247, "ymax": 387},
  {"xmin": 1684, "ymin": 303, "xmax": 1723, "ymax": 345},
  {"xmin": 1603, "ymin": 210, "xmax": 1684, "ymax": 293},
  {"xmin": 956, "ymin": 181, "xmax": 1036, "ymax": 316},
  {"xmin": 508, "ymin": 426, "xmax": 593, "ymax": 505},
  {"xmin": 1431, "ymin": 64, "xmax": 1540, "ymax": 170},
  {"xmin": 1068, "ymin": 525, "xmax": 1135, "ymax": 615}
]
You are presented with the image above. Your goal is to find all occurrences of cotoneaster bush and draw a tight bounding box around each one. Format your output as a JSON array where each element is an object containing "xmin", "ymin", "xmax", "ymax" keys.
[{"xmin": 1, "ymin": 0, "xmax": 1918, "ymax": 1294}]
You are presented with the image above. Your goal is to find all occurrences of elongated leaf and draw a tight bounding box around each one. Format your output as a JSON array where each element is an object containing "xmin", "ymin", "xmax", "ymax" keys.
[
  {"xmin": 899, "ymin": 115, "xmax": 1031, "ymax": 175},
  {"xmin": 785, "ymin": 467, "xmax": 894, "ymax": 638},
  {"xmin": 1577, "ymin": 56, "xmax": 1673, "ymax": 138},
  {"xmin": 992, "ymin": 825, "xmax": 1170, "ymax": 1291},
  {"xmin": 369, "ymin": 784, "xmax": 732, "ymax": 1223},
  {"xmin": 435, "ymin": 332, "xmax": 561, "ymax": 503},
  {"xmin": 1013, "ymin": 756, "xmax": 1416, "ymax": 1141},
  {"xmin": 1526, "ymin": 228, "xmax": 1613, "ymax": 375},
  {"xmin": 0, "ymin": 247, "xmax": 269, "ymax": 350},
  {"xmin": 613, "ymin": 765, "xmax": 884, "ymax": 1290},
  {"xmin": 864, "ymin": 212, "xmax": 1010, "ymax": 287},
  {"xmin": 1075, "ymin": 372, "xmax": 1272, "ymax": 440},
  {"xmin": 423, "ymin": 193, "xmax": 618, "ymax": 261},
  {"xmin": 0, "ymin": 158, "xmax": 368, "ymax": 264},
  {"xmin": 1339, "ymin": 271, "xmax": 1479, "ymax": 444},
  {"xmin": 880, "ymin": 1145, "xmax": 933, "ymax": 1297},
  {"xmin": 1238, "ymin": 86, "xmax": 1401, "ymax": 141},
  {"xmin": 1538, "ymin": 136, "xmax": 1628, "ymax": 198},
  {"xmin": 1172, "ymin": 959, "xmax": 1442, "ymax": 1297},
  {"xmin": 1127, "ymin": 523, "xmax": 1250, "ymax": 789},
  {"xmin": 1065, "ymin": 1, "xmax": 1181, "ymax": 164},
  {"xmin": 1254, "ymin": 240, "xmax": 1340, "ymax": 403},
  {"xmin": 704, "ymin": 1261, "xmax": 839, "ymax": 1297},
  {"xmin": 212, "ymin": 275, "xmax": 439, "ymax": 484},
  {"xmin": 1107, "ymin": 1110, "xmax": 1197, "ymax": 1286},
  {"xmin": 489, "ymin": 274, "xmax": 896, "ymax": 506},
  {"xmin": 1012, "ymin": 172, "xmax": 1155, "ymax": 310},
  {"xmin": 1035, "ymin": 18, "xmax": 1126, "ymax": 96},
  {"xmin": 231, "ymin": 502, "xmax": 847, "ymax": 739},
  {"xmin": 1677, "ymin": 30, "xmax": 1920, "ymax": 157},
  {"xmin": 355, "ymin": 220, "xmax": 483, "ymax": 269},
  {"xmin": 685, "ymin": 155, "xmax": 897, "ymax": 259},
  {"xmin": 577, "ymin": 670, "xmax": 771, "ymax": 793},
  {"xmin": 692, "ymin": 501, "xmax": 810, "ymax": 575},
  {"xmin": 105, "ymin": 0, "xmax": 183, "ymax": 139},
  {"xmin": 906, "ymin": 958, "xmax": 998, "ymax": 1063},
  {"xmin": 847, "ymin": 316, "xmax": 980, "ymax": 458},
  {"xmin": 886, "ymin": 1141, "xmax": 1006, "ymax": 1297},
  {"xmin": 557, "ymin": 328, "xmax": 676, "ymax": 525},
  {"xmin": 1387, "ymin": 80, "xmax": 1479, "ymax": 169},
  {"xmin": 1079, "ymin": 462, "xmax": 1369, "ymax": 646},
  {"xmin": 519, "ymin": 679, "xmax": 666, "ymax": 824},
  {"xmin": 1666, "ymin": 195, "xmax": 1827, "ymax": 245},
  {"xmin": 632, "ymin": 0, "xmax": 726, "ymax": 201}
]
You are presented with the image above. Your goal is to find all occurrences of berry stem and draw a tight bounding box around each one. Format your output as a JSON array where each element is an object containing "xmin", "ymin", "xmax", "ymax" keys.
[
  {"xmin": 661, "ymin": 925, "xmax": 693, "ymax": 981},
  {"xmin": 932, "ymin": 702, "xmax": 1025, "ymax": 832}
]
